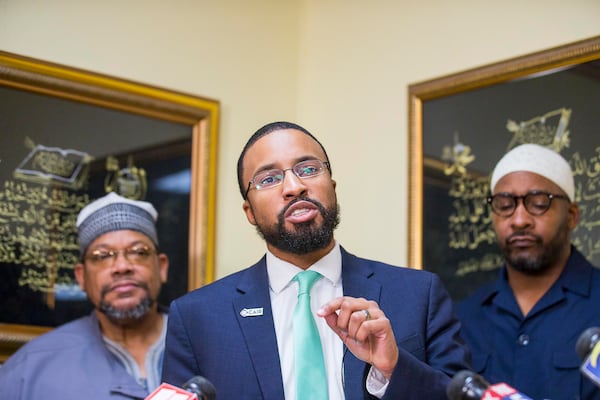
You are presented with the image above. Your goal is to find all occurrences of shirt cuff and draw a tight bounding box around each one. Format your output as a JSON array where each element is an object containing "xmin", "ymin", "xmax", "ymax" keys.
[{"xmin": 366, "ymin": 366, "xmax": 390, "ymax": 398}]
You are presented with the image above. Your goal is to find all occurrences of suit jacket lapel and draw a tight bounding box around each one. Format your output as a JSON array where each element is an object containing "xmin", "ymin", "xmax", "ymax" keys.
[
  {"xmin": 232, "ymin": 259, "xmax": 285, "ymax": 399},
  {"xmin": 230, "ymin": 249, "xmax": 382, "ymax": 399},
  {"xmin": 340, "ymin": 247, "xmax": 382, "ymax": 399}
]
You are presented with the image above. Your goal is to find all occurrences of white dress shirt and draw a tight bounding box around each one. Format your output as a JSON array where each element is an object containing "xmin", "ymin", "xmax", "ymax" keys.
[{"xmin": 267, "ymin": 242, "xmax": 387, "ymax": 400}]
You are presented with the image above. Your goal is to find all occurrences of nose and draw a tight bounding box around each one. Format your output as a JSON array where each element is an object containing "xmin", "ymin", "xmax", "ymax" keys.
[
  {"xmin": 111, "ymin": 252, "xmax": 134, "ymax": 274},
  {"xmin": 280, "ymin": 169, "xmax": 307, "ymax": 198},
  {"xmin": 509, "ymin": 200, "xmax": 534, "ymax": 229}
]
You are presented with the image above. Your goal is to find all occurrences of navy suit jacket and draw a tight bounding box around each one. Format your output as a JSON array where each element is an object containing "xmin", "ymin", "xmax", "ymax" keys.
[{"xmin": 162, "ymin": 247, "xmax": 470, "ymax": 399}]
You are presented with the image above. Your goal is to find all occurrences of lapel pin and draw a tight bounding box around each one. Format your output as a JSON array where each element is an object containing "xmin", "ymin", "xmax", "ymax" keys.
[{"xmin": 240, "ymin": 307, "xmax": 264, "ymax": 317}]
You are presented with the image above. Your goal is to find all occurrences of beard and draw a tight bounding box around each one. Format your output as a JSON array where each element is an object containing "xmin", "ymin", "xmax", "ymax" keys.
[
  {"xmin": 254, "ymin": 197, "xmax": 340, "ymax": 255},
  {"xmin": 500, "ymin": 220, "xmax": 570, "ymax": 275},
  {"xmin": 98, "ymin": 282, "xmax": 155, "ymax": 324}
]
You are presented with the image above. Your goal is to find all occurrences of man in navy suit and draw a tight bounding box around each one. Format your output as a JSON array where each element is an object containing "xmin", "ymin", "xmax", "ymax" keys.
[{"xmin": 161, "ymin": 121, "xmax": 470, "ymax": 399}]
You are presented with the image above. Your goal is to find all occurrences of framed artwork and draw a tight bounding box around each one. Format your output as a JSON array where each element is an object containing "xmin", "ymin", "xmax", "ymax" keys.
[
  {"xmin": 408, "ymin": 36, "xmax": 600, "ymax": 302},
  {"xmin": 0, "ymin": 50, "xmax": 219, "ymax": 360}
]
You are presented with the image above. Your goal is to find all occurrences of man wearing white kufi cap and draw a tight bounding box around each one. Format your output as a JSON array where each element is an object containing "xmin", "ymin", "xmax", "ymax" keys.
[
  {"xmin": 0, "ymin": 192, "xmax": 170, "ymax": 400},
  {"xmin": 490, "ymin": 143, "xmax": 575, "ymax": 202},
  {"xmin": 456, "ymin": 143, "xmax": 600, "ymax": 400}
]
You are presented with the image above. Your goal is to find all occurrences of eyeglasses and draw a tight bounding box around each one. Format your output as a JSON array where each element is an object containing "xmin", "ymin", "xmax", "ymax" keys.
[
  {"xmin": 487, "ymin": 191, "xmax": 570, "ymax": 217},
  {"xmin": 245, "ymin": 159, "xmax": 330, "ymax": 198},
  {"xmin": 84, "ymin": 246, "xmax": 157, "ymax": 267}
]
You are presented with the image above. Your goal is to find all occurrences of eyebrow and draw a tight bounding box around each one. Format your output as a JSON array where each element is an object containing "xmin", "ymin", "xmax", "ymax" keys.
[
  {"xmin": 88, "ymin": 240, "xmax": 151, "ymax": 250},
  {"xmin": 251, "ymin": 156, "xmax": 321, "ymax": 175}
]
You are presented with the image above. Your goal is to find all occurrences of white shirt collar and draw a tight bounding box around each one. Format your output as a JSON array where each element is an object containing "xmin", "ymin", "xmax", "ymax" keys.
[{"xmin": 266, "ymin": 241, "xmax": 342, "ymax": 294}]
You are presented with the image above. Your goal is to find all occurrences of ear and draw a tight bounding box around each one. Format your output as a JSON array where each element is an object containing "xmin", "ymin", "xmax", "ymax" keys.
[
  {"xmin": 158, "ymin": 253, "xmax": 169, "ymax": 284},
  {"xmin": 331, "ymin": 179, "xmax": 336, "ymax": 189},
  {"xmin": 243, "ymin": 199, "xmax": 257, "ymax": 226},
  {"xmin": 74, "ymin": 263, "xmax": 86, "ymax": 291},
  {"xmin": 567, "ymin": 202, "xmax": 580, "ymax": 230}
]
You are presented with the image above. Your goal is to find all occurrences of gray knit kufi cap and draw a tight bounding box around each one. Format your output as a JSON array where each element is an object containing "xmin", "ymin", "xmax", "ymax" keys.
[
  {"xmin": 490, "ymin": 143, "xmax": 575, "ymax": 201},
  {"xmin": 76, "ymin": 192, "xmax": 158, "ymax": 255}
]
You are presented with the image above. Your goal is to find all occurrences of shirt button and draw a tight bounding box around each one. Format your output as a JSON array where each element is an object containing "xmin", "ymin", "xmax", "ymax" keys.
[{"xmin": 517, "ymin": 334, "xmax": 530, "ymax": 346}]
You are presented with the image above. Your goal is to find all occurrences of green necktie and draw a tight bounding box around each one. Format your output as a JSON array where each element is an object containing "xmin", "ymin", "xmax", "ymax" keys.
[{"xmin": 293, "ymin": 270, "xmax": 329, "ymax": 400}]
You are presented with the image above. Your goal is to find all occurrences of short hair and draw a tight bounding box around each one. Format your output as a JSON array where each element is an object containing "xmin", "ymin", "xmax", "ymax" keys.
[{"xmin": 236, "ymin": 121, "xmax": 332, "ymax": 199}]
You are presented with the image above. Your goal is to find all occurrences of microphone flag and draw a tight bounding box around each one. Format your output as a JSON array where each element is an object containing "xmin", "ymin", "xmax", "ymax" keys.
[
  {"xmin": 581, "ymin": 340, "xmax": 600, "ymax": 387},
  {"xmin": 481, "ymin": 383, "xmax": 534, "ymax": 400},
  {"xmin": 145, "ymin": 382, "xmax": 198, "ymax": 400}
]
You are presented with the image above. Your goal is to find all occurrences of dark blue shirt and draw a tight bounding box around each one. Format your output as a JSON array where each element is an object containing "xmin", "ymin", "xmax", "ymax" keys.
[{"xmin": 456, "ymin": 247, "xmax": 600, "ymax": 400}]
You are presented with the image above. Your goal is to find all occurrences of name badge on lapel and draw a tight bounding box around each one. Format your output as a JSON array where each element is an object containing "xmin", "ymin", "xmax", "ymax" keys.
[{"xmin": 240, "ymin": 307, "xmax": 264, "ymax": 317}]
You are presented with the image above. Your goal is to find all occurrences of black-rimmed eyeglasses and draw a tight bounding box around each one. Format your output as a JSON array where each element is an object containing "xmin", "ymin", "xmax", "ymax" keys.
[
  {"xmin": 245, "ymin": 159, "xmax": 330, "ymax": 198},
  {"xmin": 486, "ymin": 191, "xmax": 570, "ymax": 217}
]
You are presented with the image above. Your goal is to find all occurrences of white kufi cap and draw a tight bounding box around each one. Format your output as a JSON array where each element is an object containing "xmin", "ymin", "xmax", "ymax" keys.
[{"xmin": 490, "ymin": 143, "xmax": 574, "ymax": 201}]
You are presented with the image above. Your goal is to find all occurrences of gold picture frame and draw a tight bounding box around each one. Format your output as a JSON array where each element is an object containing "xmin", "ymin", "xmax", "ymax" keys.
[
  {"xmin": 408, "ymin": 36, "xmax": 600, "ymax": 300},
  {"xmin": 0, "ymin": 50, "xmax": 219, "ymax": 361}
]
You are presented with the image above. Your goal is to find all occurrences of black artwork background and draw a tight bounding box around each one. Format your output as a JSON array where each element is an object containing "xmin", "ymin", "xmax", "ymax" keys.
[
  {"xmin": 421, "ymin": 60, "xmax": 600, "ymax": 302},
  {"xmin": 0, "ymin": 85, "xmax": 192, "ymax": 327}
]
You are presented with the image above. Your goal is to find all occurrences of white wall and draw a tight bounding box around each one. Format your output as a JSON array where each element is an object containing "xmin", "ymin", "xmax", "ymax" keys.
[
  {"xmin": 0, "ymin": 0, "xmax": 302, "ymax": 278},
  {"xmin": 0, "ymin": 0, "xmax": 599, "ymax": 279},
  {"xmin": 298, "ymin": 0, "xmax": 600, "ymax": 268}
]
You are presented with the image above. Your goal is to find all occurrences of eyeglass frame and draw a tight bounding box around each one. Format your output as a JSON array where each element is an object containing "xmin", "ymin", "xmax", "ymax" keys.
[
  {"xmin": 486, "ymin": 190, "xmax": 570, "ymax": 217},
  {"xmin": 244, "ymin": 159, "xmax": 331, "ymax": 198},
  {"xmin": 83, "ymin": 245, "xmax": 158, "ymax": 267}
]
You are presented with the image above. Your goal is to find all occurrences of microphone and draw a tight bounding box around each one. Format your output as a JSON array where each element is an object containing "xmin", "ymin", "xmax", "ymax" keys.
[
  {"xmin": 447, "ymin": 370, "xmax": 490, "ymax": 400},
  {"xmin": 182, "ymin": 376, "xmax": 217, "ymax": 400},
  {"xmin": 576, "ymin": 327, "xmax": 600, "ymax": 387},
  {"xmin": 145, "ymin": 376, "xmax": 217, "ymax": 400},
  {"xmin": 447, "ymin": 370, "xmax": 533, "ymax": 400}
]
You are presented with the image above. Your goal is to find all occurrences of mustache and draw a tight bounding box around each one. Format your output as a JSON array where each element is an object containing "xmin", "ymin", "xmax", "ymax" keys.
[
  {"xmin": 506, "ymin": 231, "xmax": 542, "ymax": 244},
  {"xmin": 100, "ymin": 280, "xmax": 150, "ymax": 297},
  {"xmin": 279, "ymin": 197, "xmax": 325, "ymax": 218}
]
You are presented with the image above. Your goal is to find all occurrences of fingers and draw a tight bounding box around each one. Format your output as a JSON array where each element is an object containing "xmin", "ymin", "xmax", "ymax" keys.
[
  {"xmin": 318, "ymin": 296, "xmax": 399, "ymax": 378},
  {"xmin": 318, "ymin": 297, "xmax": 380, "ymax": 343}
]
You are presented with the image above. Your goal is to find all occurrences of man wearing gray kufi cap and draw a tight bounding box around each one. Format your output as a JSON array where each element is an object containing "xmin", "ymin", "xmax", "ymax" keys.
[
  {"xmin": 0, "ymin": 192, "xmax": 170, "ymax": 400},
  {"xmin": 77, "ymin": 191, "xmax": 160, "ymax": 255},
  {"xmin": 455, "ymin": 143, "xmax": 600, "ymax": 400}
]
